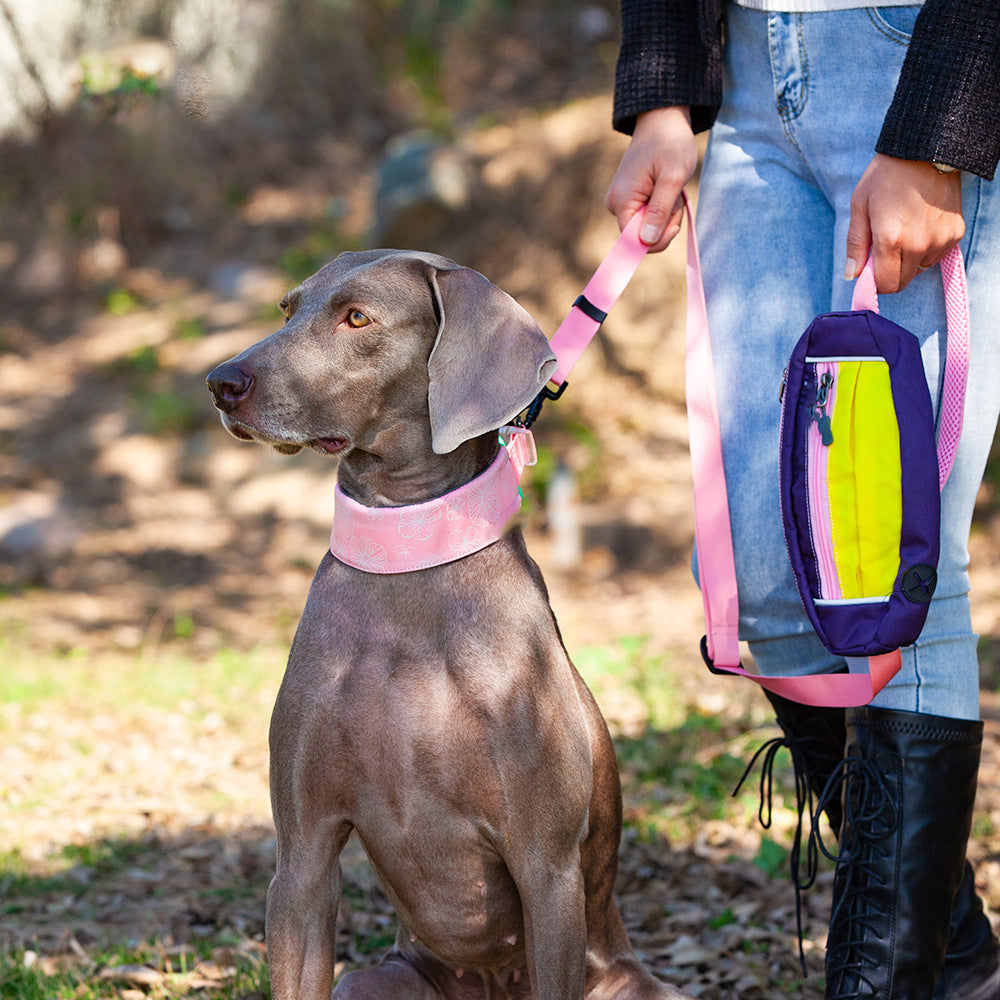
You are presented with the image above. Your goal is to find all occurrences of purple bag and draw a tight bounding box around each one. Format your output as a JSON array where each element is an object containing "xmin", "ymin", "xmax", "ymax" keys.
[{"xmin": 779, "ymin": 253, "xmax": 968, "ymax": 666}]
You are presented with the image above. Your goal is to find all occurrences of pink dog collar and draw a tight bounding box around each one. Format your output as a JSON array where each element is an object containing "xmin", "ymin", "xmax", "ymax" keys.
[{"xmin": 330, "ymin": 428, "xmax": 536, "ymax": 574}]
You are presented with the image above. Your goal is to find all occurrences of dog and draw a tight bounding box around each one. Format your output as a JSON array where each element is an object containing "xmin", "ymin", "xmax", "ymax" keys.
[{"xmin": 207, "ymin": 249, "xmax": 693, "ymax": 1000}]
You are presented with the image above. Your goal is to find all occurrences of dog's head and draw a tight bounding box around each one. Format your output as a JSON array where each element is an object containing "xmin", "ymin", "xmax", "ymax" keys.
[{"xmin": 206, "ymin": 250, "xmax": 556, "ymax": 457}]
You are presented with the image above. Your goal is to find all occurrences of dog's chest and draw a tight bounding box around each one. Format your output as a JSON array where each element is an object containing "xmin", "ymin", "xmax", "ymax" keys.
[{"xmin": 355, "ymin": 808, "xmax": 528, "ymax": 970}]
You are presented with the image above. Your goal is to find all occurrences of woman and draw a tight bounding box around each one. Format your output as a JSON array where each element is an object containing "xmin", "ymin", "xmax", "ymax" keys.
[{"xmin": 605, "ymin": 2, "xmax": 1000, "ymax": 997}]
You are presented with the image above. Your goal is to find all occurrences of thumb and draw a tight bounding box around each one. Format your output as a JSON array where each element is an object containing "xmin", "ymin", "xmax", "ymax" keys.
[
  {"xmin": 844, "ymin": 201, "xmax": 872, "ymax": 281},
  {"xmin": 637, "ymin": 190, "xmax": 680, "ymax": 246}
]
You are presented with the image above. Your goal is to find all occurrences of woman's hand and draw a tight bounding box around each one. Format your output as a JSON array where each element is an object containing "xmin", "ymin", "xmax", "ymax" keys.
[
  {"xmin": 605, "ymin": 107, "xmax": 699, "ymax": 252},
  {"xmin": 845, "ymin": 153, "xmax": 964, "ymax": 293}
]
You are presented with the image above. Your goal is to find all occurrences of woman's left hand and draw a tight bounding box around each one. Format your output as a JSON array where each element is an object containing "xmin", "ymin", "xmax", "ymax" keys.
[{"xmin": 845, "ymin": 153, "xmax": 964, "ymax": 293}]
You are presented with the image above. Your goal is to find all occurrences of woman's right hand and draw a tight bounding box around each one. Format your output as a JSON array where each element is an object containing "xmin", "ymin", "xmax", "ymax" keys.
[{"xmin": 605, "ymin": 106, "xmax": 699, "ymax": 252}]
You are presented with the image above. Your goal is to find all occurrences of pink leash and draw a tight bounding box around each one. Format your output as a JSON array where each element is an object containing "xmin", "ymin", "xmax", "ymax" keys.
[
  {"xmin": 684, "ymin": 195, "xmax": 969, "ymax": 706},
  {"xmin": 547, "ymin": 209, "xmax": 651, "ymax": 388}
]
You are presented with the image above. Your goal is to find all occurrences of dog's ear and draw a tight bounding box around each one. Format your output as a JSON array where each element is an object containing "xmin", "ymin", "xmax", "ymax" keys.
[{"xmin": 427, "ymin": 266, "xmax": 557, "ymax": 455}]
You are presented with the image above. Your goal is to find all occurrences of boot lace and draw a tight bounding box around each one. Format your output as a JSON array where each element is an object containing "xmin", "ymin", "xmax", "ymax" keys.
[
  {"xmin": 733, "ymin": 732, "xmax": 823, "ymax": 974},
  {"xmin": 814, "ymin": 748, "xmax": 898, "ymax": 1000}
]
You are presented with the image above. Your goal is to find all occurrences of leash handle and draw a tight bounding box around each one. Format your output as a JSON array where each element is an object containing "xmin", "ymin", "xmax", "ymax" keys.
[{"xmin": 851, "ymin": 251, "xmax": 970, "ymax": 489}]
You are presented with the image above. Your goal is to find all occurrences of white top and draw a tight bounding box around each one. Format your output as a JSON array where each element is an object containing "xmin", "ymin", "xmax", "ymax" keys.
[{"xmin": 733, "ymin": 0, "xmax": 920, "ymax": 10}]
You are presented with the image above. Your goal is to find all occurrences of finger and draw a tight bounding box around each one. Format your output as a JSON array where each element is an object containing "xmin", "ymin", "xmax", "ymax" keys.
[
  {"xmin": 844, "ymin": 199, "xmax": 872, "ymax": 281},
  {"xmin": 871, "ymin": 240, "xmax": 907, "ymax": 294},
  {"xmin": 653, "ymin": 195, "xmax": 687, "ymax": 251}
]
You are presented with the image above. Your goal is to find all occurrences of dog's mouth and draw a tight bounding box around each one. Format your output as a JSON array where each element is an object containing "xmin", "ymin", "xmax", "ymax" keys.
[
  {"xmin": 311, "ymin": 437, "xmax": 350, "ymax": 455},
  {"xmin": 220, "ymin": 415, "xmax": 304, "ymax": 454},
  {"xmin": 226, "ymin": 423, "xmax": 254, "ymax": 441},
  {"xmin": 219, "ymin": 414, "xmax": 349, "ymax": 457}
]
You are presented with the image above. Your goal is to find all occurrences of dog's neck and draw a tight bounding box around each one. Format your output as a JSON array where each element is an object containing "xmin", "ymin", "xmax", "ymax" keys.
[
  {"xmin": 336, "ymin": 430, "xmax": 497, "ymax": 509},
  {"xmin": 330, "ymin": 429, "xmax": 534, "ymax": 574}
]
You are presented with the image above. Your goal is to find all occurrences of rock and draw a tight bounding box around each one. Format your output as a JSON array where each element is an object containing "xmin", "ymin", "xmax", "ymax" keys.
[
  {"xmin": 577, "ymin": 5, "xmax": 615, "ymax": 43},
  {"xmin": 372, "ymin": 131, "xmax": 470, "ymax": 246},
  {"xmin": 210, "ymin": 262, "xmax": 287, "ymax": 305},
  {"xmin": 15, "ymin": 239, "xmax": 73, "ymax": 297},
  {"xmin": 0, "ymin": 492, "xmax": 79, "ymax": 583}
]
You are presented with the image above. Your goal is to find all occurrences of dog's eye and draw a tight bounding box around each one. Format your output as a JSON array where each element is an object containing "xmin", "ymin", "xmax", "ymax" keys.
[
  {"xmin": 346, "ymin": 309, "xmax": 371, "ymax": 329},
  {"xmin": 279, "ymin": 299, "xmax": 291, "ymax": 323}
]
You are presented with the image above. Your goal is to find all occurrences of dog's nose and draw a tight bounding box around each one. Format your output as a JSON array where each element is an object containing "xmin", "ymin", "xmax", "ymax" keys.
[{"xmin": 207, "ymin": 362, "xmax": 254, "ymax": 413}]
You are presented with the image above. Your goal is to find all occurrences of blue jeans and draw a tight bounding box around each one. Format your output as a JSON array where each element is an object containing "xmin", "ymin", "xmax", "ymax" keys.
[{"xmin": 696, "ymin": 3, "xmax": 1000, "ymax": 720}]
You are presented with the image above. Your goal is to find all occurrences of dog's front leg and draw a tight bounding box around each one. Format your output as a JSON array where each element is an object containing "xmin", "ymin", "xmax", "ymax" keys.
[
  {"xmin": 515, "ymin": 853, "xmax": 588, "ymax": 1000},
  {"xmin": 266, "ymin": 827, "xmax": 350, "ymax": 1000}
]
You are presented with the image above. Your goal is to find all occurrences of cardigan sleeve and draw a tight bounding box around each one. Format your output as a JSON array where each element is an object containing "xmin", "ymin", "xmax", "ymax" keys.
[
  {"xmin": 876, "ymin": 0, "xmax": 1000, "ymax": 180},
  {"xmin": 612, "ymin": 0, "xmax": 724, "ymax": 136}
]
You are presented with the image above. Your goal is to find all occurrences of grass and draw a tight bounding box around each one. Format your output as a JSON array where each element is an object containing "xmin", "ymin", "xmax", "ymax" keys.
[
  {"xmin": 0, "ymin": 638, "xmax": 284, "ymax": 998},
  {"xmin": 1, "ymin": 839, "xmax": 150, "ymax": 902},
  {"xmin": 0, "ymin": 637, "xmax": 283, "ymax": 731},
  {"xmin": 0, "ymin": 942, "xmax": 271, "ymax": 1000}
]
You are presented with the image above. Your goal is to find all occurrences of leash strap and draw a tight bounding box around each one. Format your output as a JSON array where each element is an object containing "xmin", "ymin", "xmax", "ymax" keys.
[
  {"xmin": 687, "ymin": 196, "xmax": 969, "ymax": 706},
  {"xmin": 547, "ymin": 209, "xmax": 650, "ymax": 386}
]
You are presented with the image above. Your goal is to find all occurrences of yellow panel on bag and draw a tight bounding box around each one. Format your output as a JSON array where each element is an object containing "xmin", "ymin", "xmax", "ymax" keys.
[{"xmin": 827, "ymin": 360, "xmax": 902, "ymax": 599}]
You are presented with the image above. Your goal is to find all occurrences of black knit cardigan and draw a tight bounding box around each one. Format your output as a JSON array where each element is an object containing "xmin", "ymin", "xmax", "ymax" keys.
[{"xmin": 613, "ymin": 0, "xmax": 1000, "ymax": 180}]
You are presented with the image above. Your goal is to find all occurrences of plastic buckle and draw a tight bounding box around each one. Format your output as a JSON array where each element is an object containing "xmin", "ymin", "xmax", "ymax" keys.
[{"xmin": 499, "ymin": 425, "xmax": 538, "ymax": 476}]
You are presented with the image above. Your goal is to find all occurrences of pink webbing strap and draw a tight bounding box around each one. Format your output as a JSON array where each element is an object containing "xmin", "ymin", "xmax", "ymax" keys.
[
  {"xmin": 850, "ymin": 250, "xmax": 970, "ymax": 490},
  {"xmin": 683, "ymin": 194, "xmax": 740, "ymax": 673},
  {"xmin": 548, "ymin": 209, "xmax": 650, "ymax": 386},
  {"xmin": 938, "ymin": 250, "xmax": 971, "ymax": 487}
]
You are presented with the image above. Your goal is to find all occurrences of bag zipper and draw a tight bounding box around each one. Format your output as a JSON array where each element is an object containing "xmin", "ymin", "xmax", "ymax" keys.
[
  {"xmin": 812, "ymin": 372, "xmax": 834, "ymax": 445},
  {"xmin": 807, "ymin": 365, "xmax": 840, "ymax": 599}
]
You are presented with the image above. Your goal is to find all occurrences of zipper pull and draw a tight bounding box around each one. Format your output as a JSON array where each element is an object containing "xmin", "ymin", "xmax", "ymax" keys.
[
  {"xmin": 813, "ymin": 372, "xmax": 835, "ymax": 445},
  {"xmin": 813, "ymin": 410, "xmax": 834, "ymax": 446}
]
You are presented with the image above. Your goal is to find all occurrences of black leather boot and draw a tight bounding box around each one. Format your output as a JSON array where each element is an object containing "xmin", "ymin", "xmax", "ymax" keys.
[
  {"xmin": 822, "ymin": 707, "xmax": 983, "ymax": 1000},
  {"xmin": 760, "ymin": 692, "xmax": 998, "ymax": 1000}
]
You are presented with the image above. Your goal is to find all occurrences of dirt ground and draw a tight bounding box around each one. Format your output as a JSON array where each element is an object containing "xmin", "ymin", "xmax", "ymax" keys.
[{"xmin": 4, "ymin": 20, "xmax": 1000, "ymax": 995}]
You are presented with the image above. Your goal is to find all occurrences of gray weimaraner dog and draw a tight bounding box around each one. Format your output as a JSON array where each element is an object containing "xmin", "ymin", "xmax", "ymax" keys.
[{"xmin": 207, "ymin": 250, "xmax": 693, "ymax": 1000}]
